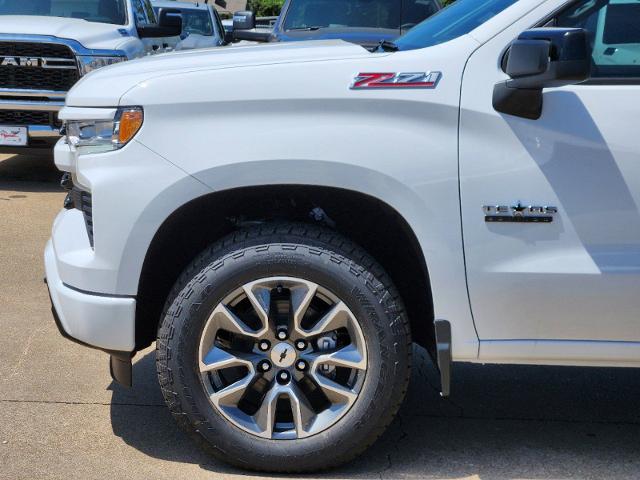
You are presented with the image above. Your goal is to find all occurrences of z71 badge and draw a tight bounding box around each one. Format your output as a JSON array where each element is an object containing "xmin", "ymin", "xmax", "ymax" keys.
[
  {"xmin": 483, "ymin": 203, "xmax": 558, "ymax": 223},
  {"xmin": 351, "ymin": 72, "xmax": 441, "ymax": 89}
]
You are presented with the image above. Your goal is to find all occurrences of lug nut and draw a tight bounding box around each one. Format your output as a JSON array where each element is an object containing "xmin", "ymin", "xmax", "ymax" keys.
[
  {"xmin": 258, "ymin": 340, "xmax": 271, "ymax": 352},
  {"xmin": 295, "ymin": 339, "xmax": 307, "ymax": 351},
  {"xmin": 295, "ymin": 360, "xmax": 308, "ymax": 371},
  {"xmin": 277, "ymin": 370, "xmax": 291, "ymax": 384},
  {"xmin": 276, "ymin": 329, "xmax": 288, "ymax": 341},
  {"xmin": 258, "ymin": 360, "xmax": 272, "ymax": 372}
]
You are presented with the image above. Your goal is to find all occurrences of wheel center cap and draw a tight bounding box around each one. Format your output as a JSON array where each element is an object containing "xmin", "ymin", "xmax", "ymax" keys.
[{"xmin": 270, "ymin": 342, "xmax": 296, "ymax": 368}]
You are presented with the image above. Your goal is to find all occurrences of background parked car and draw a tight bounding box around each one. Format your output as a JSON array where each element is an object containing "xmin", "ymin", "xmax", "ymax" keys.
[
  {"xmin": 151, "ymin": 0, "xmax": 225, "ymax": 50},
  {"xmin": 0, "ymin": 0, "xmax": 182, "ymax": 154},
  {"xmin": 233, "ymin": 0, "xmax": 442, "ymax": 48}
]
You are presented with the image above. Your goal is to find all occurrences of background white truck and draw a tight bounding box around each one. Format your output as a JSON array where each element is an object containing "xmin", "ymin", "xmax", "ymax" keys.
[
  {"xmin": 46, "ymin": 0, "xmax": 640, "ymax": 473},
  {"xmin": 0, "ymin": 0, "xmax": 181, "ymax": 154}
]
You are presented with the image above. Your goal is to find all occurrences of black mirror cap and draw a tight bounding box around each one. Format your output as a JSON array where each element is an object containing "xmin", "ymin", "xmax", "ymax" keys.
[
  {"xmin": 233, "ymin": 10, "xmax": 255, "ymax": 31},
  {"xmin": 138, "ymin": 8, "xmax": 183, "ymax": 38},
  {"xmin": 519, "ymin": 28, "xmax": 590, "ymax": 86},
  {"xmin": 493, "ymin": 28, "xmax": 590, "ymax": 120},
  {"xmin": 506, "ymin": 39, "xmax": 550, "ymax": 78},
  {"xmin": 519, "ymin": 28, "xmax": 589, "ymax": 62},
  {"xmin": 158, "ymin": 8, "xmax": 183, "ymax": 29},
  {"xmin": 507, "ymin": 28, "xmax": 591, "ymax": 88}
]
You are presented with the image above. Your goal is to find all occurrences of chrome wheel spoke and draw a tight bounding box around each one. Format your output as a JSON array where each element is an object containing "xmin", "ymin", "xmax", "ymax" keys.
[
  {"xmin": 290, "ymin": 280, "xmax": 318, "ymax": 336},
  {"xmin": 299, "ymin": 301, "xmax": 350, "ymax": 338},
  {"xmin": 209, "ymin": 303, "xmax": 264, "ymax": 339},
  {"xmin": 312, "ymin": 373, "xmax": 358, "ymax": 405},
  {"xmin": 288, "ymin": 383, "xmax": 316, "ymax": 437},
  {"xmin": 254, "ymin": 387, "xmax": 280, "ymax": 437},
  {"xmin": 242, "ymin": 282, "xmax": 271, "ymax": 333},
  {"xmin": 307, "ymin": 344, "xmax": 366, "ymax": 371},
  {"xmin": 210, "ymin": 372, "xmax": 254, "ymax": 407},
  {"xmin": 200, "ymin": 346, "xmax": 259, "ymax": 373}
]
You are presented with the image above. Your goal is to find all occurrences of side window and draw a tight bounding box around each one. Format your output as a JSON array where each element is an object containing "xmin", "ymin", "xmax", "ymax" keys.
[
  {"xmin": 555, "ymin": 0, "xmax": 640, "ymax": 78},
  {"xmin": 132, "ymin": 0, "xmax": 149, "ymax": 25}
]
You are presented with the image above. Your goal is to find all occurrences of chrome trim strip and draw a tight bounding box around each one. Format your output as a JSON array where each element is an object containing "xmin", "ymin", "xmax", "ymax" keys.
[
  {"xmin": 41, "ymin": 57, "xmax": 78, "ymax": 70},
  {"xmin": 0, "ymin": 88, "xmax": 67, "ymax": 99},
  {"xmin": 0, "ymin": 34, "xmax": 127, "ymax": 57},
  {"xmin": 0, "ymin": 100, "xmax": 64, "ymax": 111}
]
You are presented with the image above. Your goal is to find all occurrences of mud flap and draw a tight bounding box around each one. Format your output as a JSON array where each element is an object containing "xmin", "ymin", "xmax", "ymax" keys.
[
  {"xmin": 434, "ymin": 319, "xmax": 452, "ymax": 397},
  {"xmin": 110, "ymin": 353, "xmax": 133, "ymax": 387}
]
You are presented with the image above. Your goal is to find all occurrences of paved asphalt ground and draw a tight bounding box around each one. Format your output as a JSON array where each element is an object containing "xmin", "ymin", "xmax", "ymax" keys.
[{"xmin": 1, "ymin": 153, "xmax": 640, "ymax": 480}]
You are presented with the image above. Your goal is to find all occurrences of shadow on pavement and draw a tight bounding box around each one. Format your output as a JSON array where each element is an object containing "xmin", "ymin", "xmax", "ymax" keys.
[
  {"xmin": 0, "ymin": 154, "xmax": 61, "ymax": 192},
  {"xmin": 110, "ymin": 346, "xmax": 640, "ymax": 479}
]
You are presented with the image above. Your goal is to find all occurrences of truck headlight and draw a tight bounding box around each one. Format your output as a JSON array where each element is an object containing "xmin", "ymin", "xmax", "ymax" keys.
[
  {"xmin": 76, "ymin": 55, "xmax": 126, "ymax": 76},
  {"xmin": 66, "ymin": 107, "xmax": 144, "ymax": 154}
]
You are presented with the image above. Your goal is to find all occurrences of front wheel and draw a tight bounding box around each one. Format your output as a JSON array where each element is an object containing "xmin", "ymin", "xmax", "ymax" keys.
[{"xmin": 156, "ymin": 224, "xmax": 411, "ymax": 472}]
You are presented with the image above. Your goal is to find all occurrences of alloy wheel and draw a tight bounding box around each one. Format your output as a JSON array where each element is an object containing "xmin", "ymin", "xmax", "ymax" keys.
[{"xmin": 198, "ymin": 277, "xmax": 368, "ymax": 439}]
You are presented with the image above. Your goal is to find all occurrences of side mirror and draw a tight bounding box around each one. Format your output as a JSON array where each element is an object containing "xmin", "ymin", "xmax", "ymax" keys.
[
  {"xmin": 138, "ymin": 8, "xmax": 183, "ymax": 38},
  {"xmin": 233, "ymin": 10, "xmax": 255, "ymax": 31},
  {"xmin": 493, "ymin": 28, "xmax": 590, "ymax": 119},
  {"xmin": 232, "ymin": 11, "xmax": 271, "ymax": 42}
]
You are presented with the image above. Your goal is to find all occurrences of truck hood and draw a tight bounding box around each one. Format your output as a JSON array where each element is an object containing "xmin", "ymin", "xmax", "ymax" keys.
[
  {"xmin": 67, "ymin": 40, "xmax": 376, "ymax": 106},
  {"xmin": 0, "ymin": 16, "xmax": 128, "ymax": 51}
]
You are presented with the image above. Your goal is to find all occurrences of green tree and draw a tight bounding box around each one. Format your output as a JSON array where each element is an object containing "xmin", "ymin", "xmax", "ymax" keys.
[{"xmin": 247, "ymin": 0, "xmax": 285, "ymax": 16}]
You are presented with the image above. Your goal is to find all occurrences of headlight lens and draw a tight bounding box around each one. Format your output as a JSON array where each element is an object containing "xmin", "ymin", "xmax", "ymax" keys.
[
  {"xmin": 76, "ymin": 55, "xmax": 126, "ymax": 76},
  {"xmin": 66, "ymin": 107, "xmax": 144, "ymax": 154}
]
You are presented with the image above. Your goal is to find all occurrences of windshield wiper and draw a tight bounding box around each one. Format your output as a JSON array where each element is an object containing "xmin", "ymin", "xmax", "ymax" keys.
[
  {"xmin": 287, "ymin": 26, "xmax": 323, "ymax": 31},
  {"xmin": 377, "ymin": 39, "xmax": 399, "ymax": 52}
]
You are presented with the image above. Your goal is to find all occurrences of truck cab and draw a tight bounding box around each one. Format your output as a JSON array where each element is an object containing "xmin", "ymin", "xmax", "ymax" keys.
[{"xmin": 0, "ymin": 0, "xmax": 181, "ymax": 154}]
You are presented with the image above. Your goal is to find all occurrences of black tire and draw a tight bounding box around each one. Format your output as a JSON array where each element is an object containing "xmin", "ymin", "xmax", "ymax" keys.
[{"xmin": 156, "ymin": 223, "xmax": 411, "ymax": 472}]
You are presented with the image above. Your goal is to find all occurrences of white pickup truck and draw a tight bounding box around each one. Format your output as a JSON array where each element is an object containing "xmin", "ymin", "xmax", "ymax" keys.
[
  {"xmin": 45, "ymin": 0, "xmax": 640, "ymax": 472},
  {"xmin": 0, "ymin": 0, "xmax": 181, "ymax": 154}
]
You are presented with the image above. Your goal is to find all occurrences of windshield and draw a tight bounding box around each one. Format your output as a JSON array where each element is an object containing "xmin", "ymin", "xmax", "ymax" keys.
[
  {"xmin": 282, "ymin": 0, "xmax": 440, "ymax": 32},
  {"xmin": 394, "ymin": 0, "xmax": 518, "ymax": 50},
  {"xmin": 0, "ymin": 0, "xmax": 127, "ymax": 24}
]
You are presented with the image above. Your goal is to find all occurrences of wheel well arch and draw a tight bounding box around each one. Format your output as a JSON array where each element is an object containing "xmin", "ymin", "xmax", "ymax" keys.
[{"xmin": 135, "ymin": 185, "xmax": 435, "ymax": 354}]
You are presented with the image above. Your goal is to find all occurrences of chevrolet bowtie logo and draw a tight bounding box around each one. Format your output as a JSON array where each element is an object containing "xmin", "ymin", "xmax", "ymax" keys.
[{"xmin": 279, "ymin": 348, "xmax": 288, "ymax": 363}]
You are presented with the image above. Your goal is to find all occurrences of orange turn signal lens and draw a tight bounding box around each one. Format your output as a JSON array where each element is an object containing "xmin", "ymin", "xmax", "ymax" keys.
[{"xmin": 117, "ymin": 108, "xmax": 143, "ymax": 145}]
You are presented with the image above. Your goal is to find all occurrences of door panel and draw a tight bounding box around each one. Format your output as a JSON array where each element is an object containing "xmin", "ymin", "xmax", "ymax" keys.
[{"xmin": 459, "ymin": 1, "xmax": 640, "ymax": 344}]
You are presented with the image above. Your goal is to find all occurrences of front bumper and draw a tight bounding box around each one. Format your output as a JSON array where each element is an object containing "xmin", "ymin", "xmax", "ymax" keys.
[
  {"xmin": 44, "ymin": 239, "xmax": 136, "ymax": 352},
  {"xmin": 0, "ymin": 95, "xmax": 64, "ymax": 154}
]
